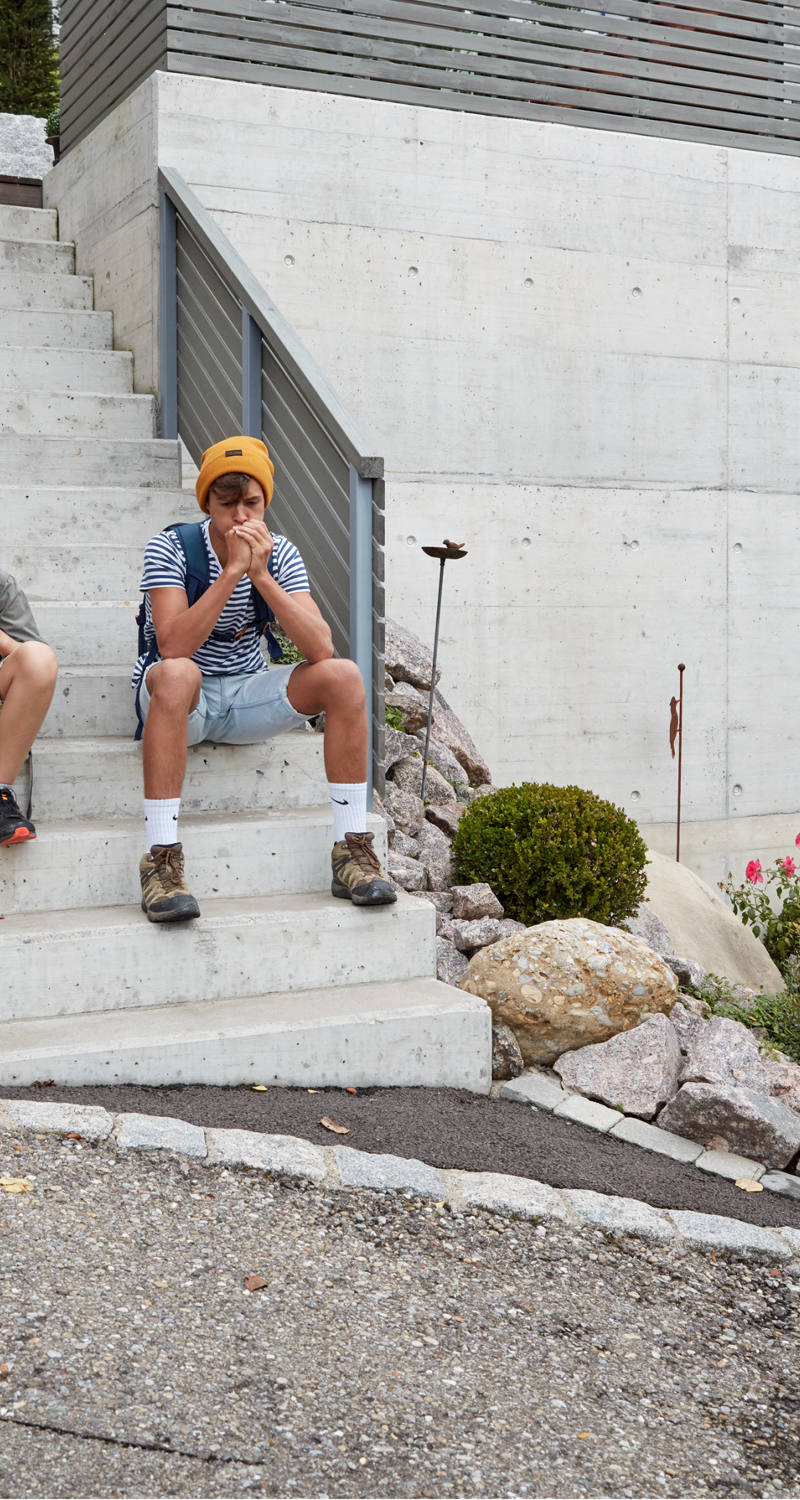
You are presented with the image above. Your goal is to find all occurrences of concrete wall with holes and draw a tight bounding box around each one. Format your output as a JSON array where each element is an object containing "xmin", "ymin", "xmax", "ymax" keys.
[{"xmin": 45, "ymin": 72, "xmax": 800, "ymax": 886}]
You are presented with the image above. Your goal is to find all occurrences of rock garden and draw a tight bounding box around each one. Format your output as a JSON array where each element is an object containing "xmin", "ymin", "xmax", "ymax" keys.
[{"xmin": 381, "ymin": 617, "xmax": 800, "ymax": 1204}]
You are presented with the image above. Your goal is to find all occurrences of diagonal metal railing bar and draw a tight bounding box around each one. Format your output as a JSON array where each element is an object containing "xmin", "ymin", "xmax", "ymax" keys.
[{"xmin": 158, "ymin": 165, "xmax": 386, "ymax": 795}]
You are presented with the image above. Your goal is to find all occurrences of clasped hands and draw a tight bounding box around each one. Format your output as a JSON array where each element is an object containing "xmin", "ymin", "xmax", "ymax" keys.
[{"xmin": 225, "ymin": 520, "xmax": 274, "ymax": 582}]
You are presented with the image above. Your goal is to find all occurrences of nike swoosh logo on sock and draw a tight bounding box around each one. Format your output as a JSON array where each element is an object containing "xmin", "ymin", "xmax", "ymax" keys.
[{"xmin": 332, "ymin": 797, "xmax": 349, "ymax": 805}]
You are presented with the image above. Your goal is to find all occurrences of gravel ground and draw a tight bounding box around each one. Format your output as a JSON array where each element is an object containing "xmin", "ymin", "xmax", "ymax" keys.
[{"xmin": 0, "ymin": 1133, "xmax": 798, "ymax": 1499}]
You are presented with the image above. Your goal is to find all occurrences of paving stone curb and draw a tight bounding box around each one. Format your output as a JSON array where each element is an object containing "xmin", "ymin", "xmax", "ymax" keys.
[
  {"xmin": 501, "ymin": 1070, "xmax": 800, "ymax": 1200},
  {"xmin": 1, "ymin": 1098, "xmax": 799, "ymax": 1267}
]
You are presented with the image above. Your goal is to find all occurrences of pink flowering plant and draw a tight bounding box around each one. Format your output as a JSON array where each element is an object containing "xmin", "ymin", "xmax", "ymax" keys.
[{"xmin": 721, "ymin": 833, "xmax": 800, "ymax": 975}]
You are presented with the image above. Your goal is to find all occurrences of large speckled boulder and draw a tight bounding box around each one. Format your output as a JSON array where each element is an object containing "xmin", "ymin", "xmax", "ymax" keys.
[{"xmin": 461, "ymin": 917, "xmax": 678, "ymax": 1066}]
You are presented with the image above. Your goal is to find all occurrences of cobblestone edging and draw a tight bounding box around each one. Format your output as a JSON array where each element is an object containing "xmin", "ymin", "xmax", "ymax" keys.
[
  {"xmin": 499, "ymin": 1070, "xmax": 800, "ymax": 1202},
  {"xmin": 1, "ymin": 1098, "xmax": 799, "ymax": 1267}
]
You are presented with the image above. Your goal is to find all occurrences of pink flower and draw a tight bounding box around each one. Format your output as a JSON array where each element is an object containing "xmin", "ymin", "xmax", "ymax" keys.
[
  {"xmin": 796, "ymin": 832, "xmax": 800, "ymax": 848},
  {"xmin": 746, "ymin": 859, "xmax": 763, "ymax": 884},
  {"xmin": 783, "ymin": 856, "xmax": 796, "ymax": 877}
]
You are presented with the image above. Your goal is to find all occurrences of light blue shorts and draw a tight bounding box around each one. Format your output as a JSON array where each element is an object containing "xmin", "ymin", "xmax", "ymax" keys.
[{"xmin": 137, "ymin": 664, "xmax": 311, "ymax": 746}]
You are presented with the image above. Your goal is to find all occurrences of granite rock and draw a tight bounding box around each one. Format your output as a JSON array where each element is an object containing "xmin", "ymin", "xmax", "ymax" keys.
[
  {"xmin": 436, "ymin": 937, "xmax": 470, "ymax": 988},
  {"xmin": 451, "ymin": 883, "xmax": 504, "ymax": 921},
  {"xmin": 658, "ymin": 1082, "xmax": 800, "ymax": 1170},
  {"xmin": 554, "ymin": 1013, "xmax": 683, "ymax": 1120},
  {"xmin": 383, "ymin": 783, "xmax": 424, "ymax": 836},
  {"xmin": 410, "ymin": 734, "xmax": 472, "ymax": 797},
  {"xmin": 461, "ymin": 918, "xmax": 678, "ymax": 1066},
  {"xmin": 491, "ymin": 1021, "xmax": 525, "ymax": 1081},
  {"xmin": 681, "ymin": 1015, "xmax": 773, "ymax": 1094},
  {"xmin": 385, "ymin": 680, "xmax": 430, "ymax": 733},
  {"xmin": 385, "ymin": 617, "xmax": 439, "ymax": 692},
  {"xmin": 622, "ymin": 907, "xmax": 676, "ymax": 960},
  {"xmin": 668, "ymin": 999, "xmax": 708, "ymax": 1055},
  {"xmin": 387, "ymin": 828, "xmax": 419, "ymax": 858},
  {"xmin": 430, "ymin": 689, "xmax": 492, "ymax": 786},
  {"xmin": 391, "ymin": 754, "xmax": 454, "ymax": 806},
  {"xmin": 449, "ymin": 916, "xmax": 526, "ymax": 954},
  {"xmin": 415, "ymin": 820, "xmax": 453, "ymax": 890},
  {"xmin": 425, "ymin": 802, "xmax": 466, "ymax": 839},
  {"xmin": 388, "ymin": 852, "xmax": 427, "ymax": 892}
]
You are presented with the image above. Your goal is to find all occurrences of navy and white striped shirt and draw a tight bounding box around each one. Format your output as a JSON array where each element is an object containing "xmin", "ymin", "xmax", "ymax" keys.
[{"xmin": 132, "ymin": 520, "xmax": 309, "ymax": 688}]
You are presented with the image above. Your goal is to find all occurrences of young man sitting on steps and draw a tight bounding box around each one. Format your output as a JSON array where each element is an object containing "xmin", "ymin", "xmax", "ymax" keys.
[
  {"xmin": 0, "ymin": 570, "xmax": 58, "ymax": 846},
  {"xmin": 132, "ymin": 435, "xmax": 396, "ymax": 923}
]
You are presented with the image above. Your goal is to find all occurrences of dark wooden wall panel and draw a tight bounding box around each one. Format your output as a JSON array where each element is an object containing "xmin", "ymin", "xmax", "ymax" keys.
[{"xmin": 60, "ymin": 1, "xmax": 800, "ymax": 155}]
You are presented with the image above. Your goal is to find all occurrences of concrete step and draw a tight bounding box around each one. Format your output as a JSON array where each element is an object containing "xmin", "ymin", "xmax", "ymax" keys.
[
  {"xmin": 0, "ymin": 271, "xmax": 93, "ymax": 310},
  {"xmin": 0, "ymin": 891, "xmax": 436, "ymax": 1024},
  {"xmin": 0, "ymin": 389, "xmax": 155, "ymax": 438},
  {"xmin": 0, "ymin": 206, "xmax": 58, "ymax": 242},
  {"xmin": 32, "ymin": 602, "xmax": 139, "ymax": 663},
  {"xmin": 0, "ymin": 809, "xmax": 385, "ymax": 914},
  {"xmin": 0, "ymin": 436, "xmax": 181, "ymax": 487},
  {"xmin": 1, "ymin": 308, "xmax": 113, "ymax": 349},
  {"xmin": 5, "ymin": 493, "xmax": 197, "ymax": 598},
  {"xmin": 0, "ymin": 978, "xmax": 491, "ymax": 1089},
  {"xmin": 0, "ymin": 237, "xmax": 74, "ymax": 274},
  {"xmin": 12, "ymin": 734, "xmax": 329, "ymax": 821},
  {"xmin": 0, "ymin": 347, "xmax": 133, "ymax": 394},
  {"xmin": 44, "ymin": 665, "xmax": 137, "ymax": 737}
]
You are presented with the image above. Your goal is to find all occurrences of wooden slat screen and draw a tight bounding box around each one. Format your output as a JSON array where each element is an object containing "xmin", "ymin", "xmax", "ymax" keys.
[{"xmin": 60, "ymin": 0, "xmax": 800, "ymax": 155}]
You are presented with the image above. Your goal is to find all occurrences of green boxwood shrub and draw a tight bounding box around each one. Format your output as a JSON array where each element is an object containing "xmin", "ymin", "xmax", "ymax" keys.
[{"xmin": 451, "ymin": 781, "xmax": 648, "ymax": 928}]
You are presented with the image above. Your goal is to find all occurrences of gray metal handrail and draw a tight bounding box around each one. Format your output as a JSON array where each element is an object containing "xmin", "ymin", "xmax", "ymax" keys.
[{"xmin": 158, "ymin": 165, "xmax": 386, "ymax": 794}]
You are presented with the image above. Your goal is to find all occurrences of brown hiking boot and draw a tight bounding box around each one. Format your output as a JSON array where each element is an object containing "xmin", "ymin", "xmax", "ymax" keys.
[
  {"xmin": 331, "ymin": 831, "xmax": 397, "ymax": 906},
  {"xmin": 140, "ymin": 842, "xmax": 200, "ymax": 923}
]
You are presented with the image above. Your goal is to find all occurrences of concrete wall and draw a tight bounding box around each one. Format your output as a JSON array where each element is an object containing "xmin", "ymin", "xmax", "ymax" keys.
[{"xmin": 44, "ymin": 73, "xmax": 800, "ymax": 887}]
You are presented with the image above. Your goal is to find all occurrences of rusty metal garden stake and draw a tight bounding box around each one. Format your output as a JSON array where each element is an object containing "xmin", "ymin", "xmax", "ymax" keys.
[
  {"xmin": 669, "ymin": 663, "xmax": 686, "ymax": 862},
  {"xmin": 419, "ymin": 539, "xmax": 467, "ymax": 805}
]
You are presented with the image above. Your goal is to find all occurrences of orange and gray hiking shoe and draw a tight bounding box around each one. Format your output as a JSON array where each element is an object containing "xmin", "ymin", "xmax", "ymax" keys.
[
  {"xmin": 0, "ymin": 786, "xmax": 35, "ymax": 846},
  {"xmin": 331, "ymin": 831, "xmax": 397, "ymax": 906},
  {"xmin": 139, "ymin": 842, "xmax": 200, "ymax": 923}
]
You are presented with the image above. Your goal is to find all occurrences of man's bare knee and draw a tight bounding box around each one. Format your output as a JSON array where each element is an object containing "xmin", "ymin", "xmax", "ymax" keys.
[
  {"xmin": 147, "ymin": 658, "xmax": 201, "ymax": 708},
  {"xmin": 13, "ymin": 641, "xmax": 58, "ymax": 689}
]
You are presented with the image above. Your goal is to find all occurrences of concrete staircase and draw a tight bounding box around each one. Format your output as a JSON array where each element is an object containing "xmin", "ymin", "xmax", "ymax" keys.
[{"xmin": 0, "ymin": 203, "xmax": 490, "ymax": 1090}]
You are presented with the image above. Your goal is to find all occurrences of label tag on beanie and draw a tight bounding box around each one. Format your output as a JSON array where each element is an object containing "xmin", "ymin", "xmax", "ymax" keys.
[{"xmin": 225, "ymin": 448, "xmax": 243, "ymax": 456}]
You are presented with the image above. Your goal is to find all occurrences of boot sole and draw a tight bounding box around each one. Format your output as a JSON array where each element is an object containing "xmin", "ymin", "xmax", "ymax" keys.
[
  {"xmin": 0, "ymin": 826, "xmax": 36, "ymax": 846},
  {"xmin": 141, "ymin": 898, "xmax": 201, "ymax": 923},
  {"xmin": 331, "ymin": 879, "xmax": 397, "ymax": 906}
]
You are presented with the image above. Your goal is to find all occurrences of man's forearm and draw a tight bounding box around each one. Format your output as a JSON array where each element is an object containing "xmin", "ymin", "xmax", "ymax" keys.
[
  {"xmin": 155, "ymin": 568, "xmax": 246, "ymax": 658},
  {"xmin": 252, "ymin": 574, "xmax": 333, "ymax": 662}
]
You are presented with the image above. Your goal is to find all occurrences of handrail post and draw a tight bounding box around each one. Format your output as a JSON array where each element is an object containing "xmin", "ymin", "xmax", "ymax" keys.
[
  {"xmin": 158, "ymin": 188, "xmax": 178, "ymax": 440},
  {"xmin": 241, "ymin": 308, "xmax": 262, "ymax": 437},
  {"xmin": 350, "ymin": 464, "xmax": 374, "ymax": 804}
]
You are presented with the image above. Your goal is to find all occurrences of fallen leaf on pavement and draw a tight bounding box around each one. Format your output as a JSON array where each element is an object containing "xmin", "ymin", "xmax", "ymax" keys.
[
  {"xmin": 307, "ymin": 1089, "xmax": 321, "ymax": 1094},
  {"xmin": 244, "ymin": 1273, "xmax": 268, "ymax": 1292},
  {"xmin": 251, "ymin": 1085, "xmax": 268, "ymax": 1092},
  {"xmin": 64, "ymin": 1132, "xmax": 82, "ymax": 1141},
  {"xmin": 735, "ymin": 1178, "xmax": 764, "ymax": 1192},
  {"xmin": 0, "ymin": 1178, "xmax": 34, "ymax": 1195},
  {"xmin": 32, "ymin": 1080, "xmax": 54, "ymax": 1089},
  {"xmin": 345, "ymin": 1087, "xmax": 358, "ymax": 1095},
  {"xmin": 0, "ymin": 1365, "xmax": 9, "ymax": 1379},
  {"xmin": 320, "ymin": 1117, "xmax": 349, "ymax": 1135}
]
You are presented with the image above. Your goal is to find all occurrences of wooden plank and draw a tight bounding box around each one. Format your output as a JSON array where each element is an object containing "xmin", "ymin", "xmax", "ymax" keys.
[
  {"xmin": 164, "ymin": 11, "xmax": 800, "ymax": 113},
  {"xmin": 166, "ymin": 0, "xmax": 798, "ymax": 65},
  {"xmin": 0, "ymin": 179, "xmax": 43, "ymax": 207},
  {"xmin": 164, "ymin": 1, "xmax": 799, "ymax": 88},
  {"xmin": 62, "ymin": 35, "xmax": 166, "ymax": 147},
  {"xmin": 61, "ymin": 0, "xmax": 163, "ymax": 67},
  {"xmin": 164, "ymin": 46, "xmax": 800, "ymax": 151},
  {"xmin": 165, "ymin": 28, "xmax": 800, "ymax": 128}
]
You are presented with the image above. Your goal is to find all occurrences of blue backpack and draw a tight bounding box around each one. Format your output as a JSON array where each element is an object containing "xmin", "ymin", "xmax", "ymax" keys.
[{"xmin": 134, "ymin": 520, "xmax": 283, "ymax": 740}]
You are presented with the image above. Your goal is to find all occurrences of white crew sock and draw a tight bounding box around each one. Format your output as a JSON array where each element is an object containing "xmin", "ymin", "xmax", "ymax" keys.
[
  {"xmin": 328, "ymin": 782, "xmax": 368, "ymax": 842},
  {"xmin": 144, "ymin": 797, "xmax": 181, "ymax": 849}
]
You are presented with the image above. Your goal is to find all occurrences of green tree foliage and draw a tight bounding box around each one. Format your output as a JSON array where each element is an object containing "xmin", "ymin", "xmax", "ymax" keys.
[{"xmin": 0, "ymin": 0, "xmax": 59, "ymax": 118}]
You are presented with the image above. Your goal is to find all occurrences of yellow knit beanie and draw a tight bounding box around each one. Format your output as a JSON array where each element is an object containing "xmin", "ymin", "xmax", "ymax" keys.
[{"xmin": 195, "ymin": 436, "xmax": 275, "ymax": 511}]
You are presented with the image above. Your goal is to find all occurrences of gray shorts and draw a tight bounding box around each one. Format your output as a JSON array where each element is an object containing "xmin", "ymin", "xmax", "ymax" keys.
[{"xmin": 137, "ymin": 664, "xmax": 311, "ymax": 746}]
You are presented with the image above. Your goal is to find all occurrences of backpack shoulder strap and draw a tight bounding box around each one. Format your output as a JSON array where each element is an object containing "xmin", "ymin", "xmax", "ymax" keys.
[{"xmin": 168, "ymin": 521, "xmax": 210, "ymax": 605}]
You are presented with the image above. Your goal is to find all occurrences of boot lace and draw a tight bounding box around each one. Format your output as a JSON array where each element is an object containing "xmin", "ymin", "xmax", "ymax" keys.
[
  {"xmin": 344, "ymin": 832, "xmax": 381, "ymax": 876},
  {"xmin": 153, "ymin": 845, "xmax": 185, "ymax": 890}
]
